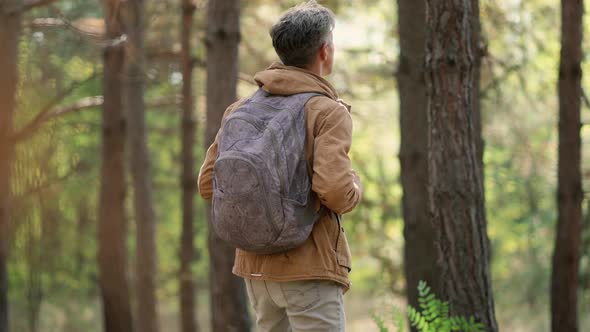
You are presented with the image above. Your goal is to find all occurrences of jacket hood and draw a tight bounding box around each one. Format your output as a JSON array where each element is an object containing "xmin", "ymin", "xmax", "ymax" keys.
[{"xmin": 254, "ymin": 62, "xmax": 339, "ymax": 100}]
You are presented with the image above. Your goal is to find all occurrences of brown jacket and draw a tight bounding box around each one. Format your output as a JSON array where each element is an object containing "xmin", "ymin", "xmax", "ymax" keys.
[{"xmin": 198, "ymin": 63, "xmax": 362, "ymax": 290}]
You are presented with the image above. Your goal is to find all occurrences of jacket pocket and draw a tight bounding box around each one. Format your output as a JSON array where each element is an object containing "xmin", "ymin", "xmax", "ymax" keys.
[{"xmin": 334, "ymin": 214, "xmax": 352, "ymax": 272}]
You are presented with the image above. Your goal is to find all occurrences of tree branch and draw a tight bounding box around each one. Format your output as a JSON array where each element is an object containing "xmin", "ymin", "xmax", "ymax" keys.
[
  {"xmin": 48, "ymin": 95, "xmax": 180, "ymax": 120},
  {"xmin": 47, "ymin": 96, "xmax": 104, "ymax": 118},
  {"xmin": 27, "ymin": 10, "xmax": 125, "ymax": 47},
  {"xmin": 144, "ymin": 50, "xmax": 207, "ymax": 69},
  {"xmin": 28, "ymin": 17, "xmax": 105, "ymax": 39},
  {"xmin": 147, "ymin": 95, "xmax": 182, "ymax": 108},
  {"xmin": 23, "ymin": 0, "xmax": 59, "ymax": 11},
  {"xmin": 582, "ymin": 87, "xmax": 590, "ymax": 109},
  {"xmin": 29, "ymin": 17, "xmax": 65, "ymax": 28},
  {"xmin": 11, "ymin": 72, "xmax": 98, "ymax": 143},
  {"xmin": 11, "ymin": 94, "xmax": 182, "ymax": 144}
]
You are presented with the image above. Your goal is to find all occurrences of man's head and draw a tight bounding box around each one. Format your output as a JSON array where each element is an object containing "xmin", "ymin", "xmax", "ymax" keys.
[{"xmin": 270, "ymin": 1, "xmax": 335, "ymax": 76}]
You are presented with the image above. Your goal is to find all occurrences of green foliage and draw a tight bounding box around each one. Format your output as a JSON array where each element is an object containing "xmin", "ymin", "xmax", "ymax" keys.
[
  {"xmin": 371, "ymin": 310, "xmax": 389, "ymax": 332},
  {"xmin": 372, "ymin": 281, "xmax": 486, "ymax": 332},
  {"xmin": 7, "ymin": 0, "xmax": 590, "ymax": 330}
]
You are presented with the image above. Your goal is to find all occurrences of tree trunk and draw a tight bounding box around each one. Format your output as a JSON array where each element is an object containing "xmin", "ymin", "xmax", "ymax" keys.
[
  {"xmin": 206, "ymin": 0, "xmax": 250, "ymax": 331},
  {"xmin": 179, "ymin": 1, "xmax": 199, "ymax": 332},
  {"xmin": 425, "ymin": 0, "xmax": 497, "ymax": 330},
  {"xmin": 97, "ymin": 1, "xmax": 134, "ymax": 331},
  {"xmin": 471, "ymin": 0, "xmax": 491, "ymax": 269},
  {"xmin": 0, "ymin": 1, "xmax": 21, "ymax": 331},
  {"xmin": 397, "ymin": 0, "xmax": 441, "ymax": 323},
  {"xmin": 122, "ymin": 0, "xmax": 160, "ymax": 331},
  {"xmin": 76, "ymin": 199, "xmax": 90, "ymax": 274},
  {"xmin": 470, "ymin": 0, "xmax": 484, "ymax": 175},
  {"xmin": 25, "ymin": 215, "xmax": 42, "ymax": 332},
  {"xmin": 550, "ymin": 0, "xmax": 584, "ymax": 331}
]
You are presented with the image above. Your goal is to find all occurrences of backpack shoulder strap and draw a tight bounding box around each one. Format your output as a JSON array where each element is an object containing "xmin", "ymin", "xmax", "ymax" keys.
[{"xmin": 250, "ymin": 89, "xmax": 326, "ymax": 110}]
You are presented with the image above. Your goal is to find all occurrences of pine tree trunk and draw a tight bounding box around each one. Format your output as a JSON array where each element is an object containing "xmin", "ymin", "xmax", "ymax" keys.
[
  {"xmin": 471, "ymin": 0, "xmax": 491, "ymax": 269},
  {"xmin": 0, "ymin": 2, "xmax": 21, "ymax": 331},
  {"xmin": 76, "ymin": 199, "xmax": 90, "ymax": 274},
  {"xmin": 425, "ymin": 1, "xmax": 497, "ymax": 330},
  {"xmin": 180, "ymin": 1, "xmax": 199, "ymax": 332},
  {"xmin": 397, "ymin": 0, "xmax": 441, "ymax": 323},
  {"xmin": 470, "ymin": 0, "xmax": 484, "ymax": 176},
  {"xmin": 122, "ymin": 0, "xmax": 160, "ymax": 331},
  {"xmin": 206, "ymin": 0, "xmax": 251, "ymax": 330},
  {"xmin": 98, "ymin": 1, "xmax": 134, "ymax": 331},
  {"xmin": 550, "ymin": 0, "xmax": 584, "ymax": 331}
]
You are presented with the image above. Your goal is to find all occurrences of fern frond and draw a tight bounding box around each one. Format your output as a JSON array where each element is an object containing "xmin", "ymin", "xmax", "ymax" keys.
[
  {"xmin": 375, "ymin": 281, "xmax": 487, "ymax": 332},
  {"xmin": 370, "ymin": 310, "xmax": 389, "ymax": 332},
  {"xmin": 392, "ymin": 306, "xmax": 405, "ymax": 332}
]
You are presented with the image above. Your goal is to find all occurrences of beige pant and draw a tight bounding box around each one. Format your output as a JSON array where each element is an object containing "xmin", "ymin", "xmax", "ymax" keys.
[{"xmin": 244, "ymin": 279, "xmax": 346, "ymax": 332}]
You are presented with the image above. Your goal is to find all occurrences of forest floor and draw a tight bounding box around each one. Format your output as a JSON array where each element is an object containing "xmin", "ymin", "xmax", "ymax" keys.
[{"xmin": 11, "ymin": 288, "xmax": 590, "ymax": 331}]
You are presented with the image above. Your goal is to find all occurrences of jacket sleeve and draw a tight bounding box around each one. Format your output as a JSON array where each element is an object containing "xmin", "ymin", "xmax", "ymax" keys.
[
  {"xmin": 198, "ymin": 100, "xmax": 243, "ymax": 200},
  {"xmin": 197, "ymin": 135, "xmax": 218, "ymax": 201},
  {"xmin": 311, "ymin": 103, "xmax": 362, "ymax": 214}
]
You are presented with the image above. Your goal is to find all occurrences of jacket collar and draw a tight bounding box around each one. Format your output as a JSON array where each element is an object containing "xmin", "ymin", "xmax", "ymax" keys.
[{"xmin": 254, "ymin": 62, "xmax": 339, "ymax": 100}]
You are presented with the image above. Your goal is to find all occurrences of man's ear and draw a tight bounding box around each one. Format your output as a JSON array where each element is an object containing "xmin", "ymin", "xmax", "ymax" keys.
[{"xmin": 319, "ymin": 43, "xmax": 328, "ymax": 61}]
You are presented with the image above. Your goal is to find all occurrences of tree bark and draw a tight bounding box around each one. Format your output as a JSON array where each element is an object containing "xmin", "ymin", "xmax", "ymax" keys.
[
  {"xmin": 471, "ymin": 0, "xmax": 492, "ymax": 272},
  {"xmin": 425, "ymin": 0, "xmax": 497, "ymax": 330},
  {"xmin": 0, "ymin": 1, "xmax": 21, "ymax": 331},
  {"xmin": 122, "ymin": 0, "xmax": 160, "ymax": 331},
  {"xmin": 470, "ymin": 0, "xmax": 484, "ymax": 175},
  {"xmin": 97, "ymin": 1, "xmax": 134, "ymax": 332},
  {"xmin": 179, "ymin": 1, "xmax": 199, "ymax": 332},
  {"xmin": 206, "ymin": 0, "xmax": 250, "ymax": 331},
  {"xmin": 550, "ymin": 0, "xmax": 584, "ymax": 331},
  {"xmin": 397, "ymin": 0, "xmax": 441, "ymax": 324}
]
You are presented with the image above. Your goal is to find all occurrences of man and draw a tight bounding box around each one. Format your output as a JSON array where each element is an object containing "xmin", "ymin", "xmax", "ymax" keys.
[{"xmin": 198, "ymin": 1, "xmax": 362, "ymax": 330}]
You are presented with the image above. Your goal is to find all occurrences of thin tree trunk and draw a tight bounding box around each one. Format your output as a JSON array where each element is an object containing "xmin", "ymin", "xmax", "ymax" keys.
[
  {"xmin": 425, "ymin": 0, "xmax": 497, "ymax": 330},
  {"xmin": 206, "ymin": 0, "xmax": 250, "ymax": 330},
  {"xmin": 0, "ymin": 1, "xmax": 21, "ymax": 331},
  {"xmin": 179, "ymin": 1, "xmax": 199, "ymax": 332},
  {"xmin": 77, "ymin": 199, "xmax": 90, "ymax": 274},
  {"xmin": 550, "ymin": 0, "xmax": 584, "ymax": 331},
  {"xmin": 122, "ymin": 0, "xmax": 160, "ymax": 331},
  {"xmin": 25, "ymin": 216, "xmax": 42, "ymax": 332},
  {"xmin": 97, "ymin": 1, "xmax": 134, "ymax": 331},
  {"xmin": 397, "ymin": 0, "xmax": 441, "ymax": 325}
]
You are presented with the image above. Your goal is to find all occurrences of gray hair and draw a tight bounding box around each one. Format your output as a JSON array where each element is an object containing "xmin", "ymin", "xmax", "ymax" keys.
[{"xmin": 270, "ymin": 1, "xmax": 335, "ymax": 67}]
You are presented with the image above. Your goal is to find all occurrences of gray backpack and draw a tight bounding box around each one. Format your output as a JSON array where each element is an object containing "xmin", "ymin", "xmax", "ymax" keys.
[{"xmin": 212, "ymin": 89, "xmax": 322, "ymax": 254}]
